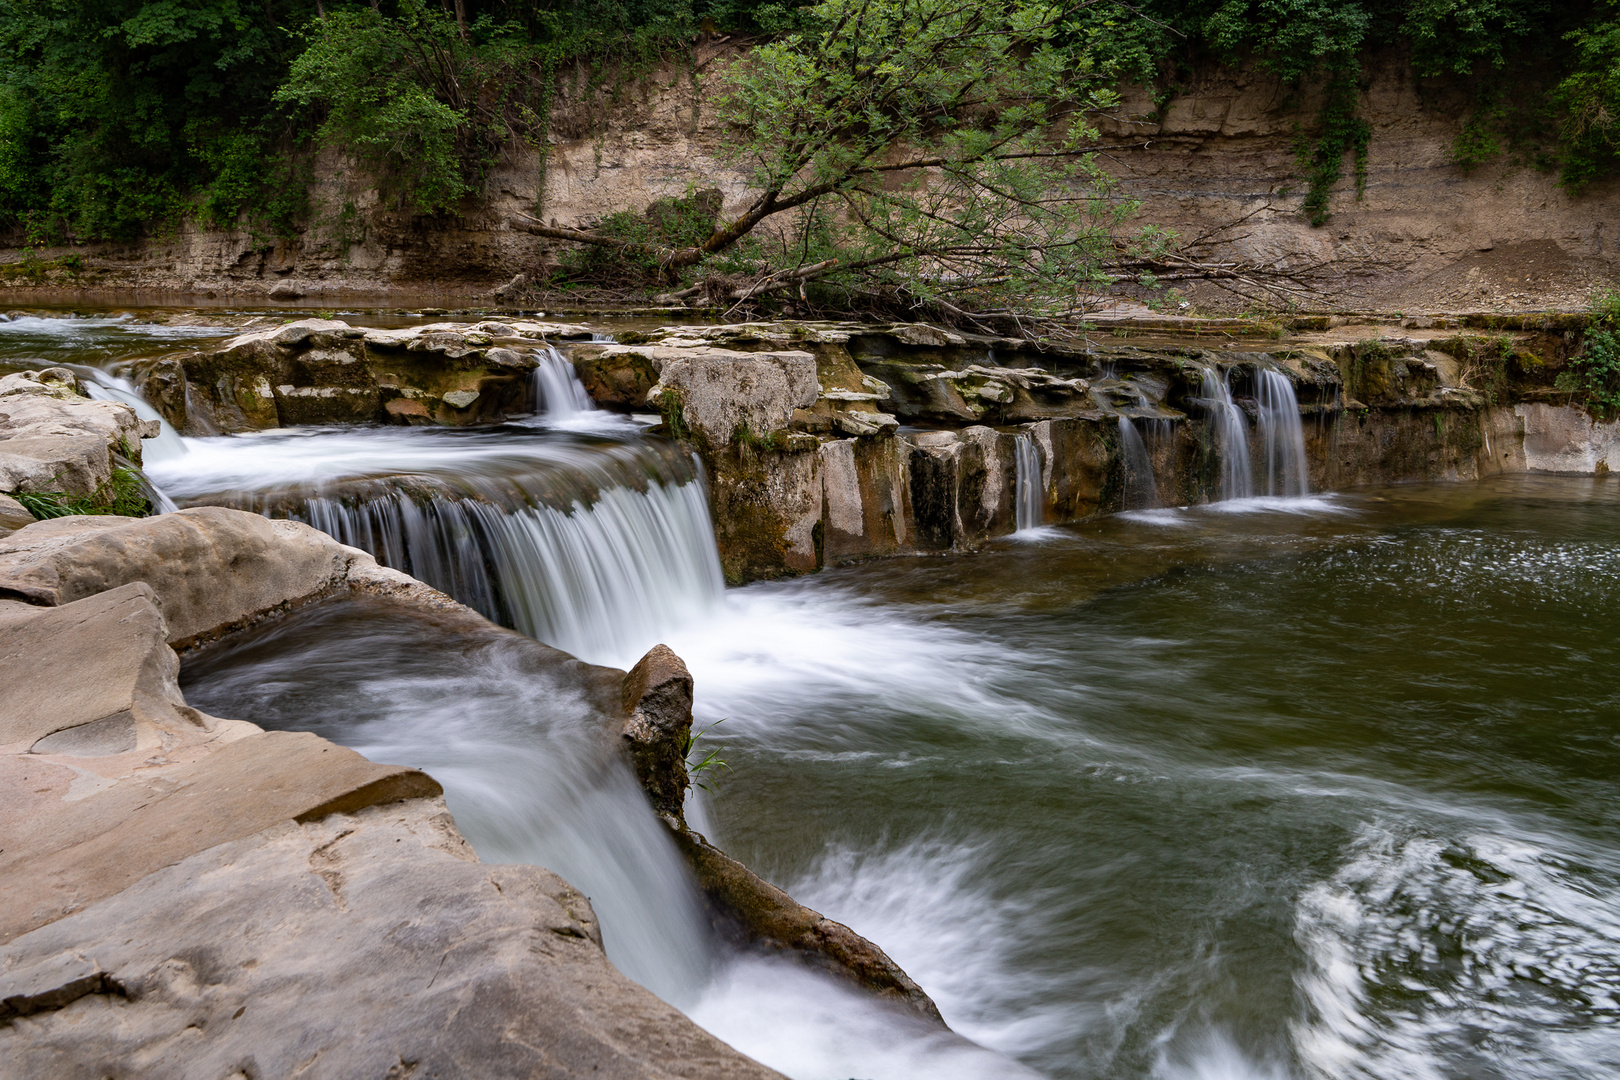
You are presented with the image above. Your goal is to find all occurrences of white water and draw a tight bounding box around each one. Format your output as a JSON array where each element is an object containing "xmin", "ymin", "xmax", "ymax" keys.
[
  {"xmin": 1201, "ymin": 367, "xmax": 1253, "ymax": 501},
  {"xmin": 150, "ymin": 429, "xmax": 725, "ymax": 666},
  {"xmin": 180, "ymin": 606, "xmax": 714, "ymax": 1004},
  {"xmin": 1015, "ymin": 432, "xmax": 1045, "ymax": 532},
  {"xmin": 1255, "ymin": 368, "xmax": 1310, "ymax": 499},
  {"xmin": 529, "ymin": 345, "xmax": 598, "ymax": 421},
  {"xmin": 80, "ymin": 369, "xmax": 189, "ymax": 464},
  {"xmin": 1119, "ymin": 416, "xmax": 1159, "ymax": 510}
]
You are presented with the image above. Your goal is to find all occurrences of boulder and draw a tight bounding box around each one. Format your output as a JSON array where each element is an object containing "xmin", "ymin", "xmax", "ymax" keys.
[
  {"xmin": 0, "ymin": 583, "xmax": 193, "ymax": 754},
  {"xmin": 0, "ymin": 729, "xmax": 442, "ymax": 945},
  {"xmin": 0, "ymin": 369, "xmax": 157, "ymax": 497},
  {"xmin": 620, "ymin": 644, "xmax": 695, "ymax": 820},
  {"xmin": 0, "ymin": 493, "xmax": 30, "ymax": 535},
  {"xmin": 0, "ymin": 799, "xmax": 781, "ymax": 1079},
  {"xmin": 0, "ymin": 506, "xmax": 443, "ymax": 647}
]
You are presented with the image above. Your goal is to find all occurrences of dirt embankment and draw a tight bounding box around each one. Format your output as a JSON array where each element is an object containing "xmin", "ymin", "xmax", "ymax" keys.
[{"xmin": 1, "ymin": 44, "xmax": 1615, "ymax": 312}]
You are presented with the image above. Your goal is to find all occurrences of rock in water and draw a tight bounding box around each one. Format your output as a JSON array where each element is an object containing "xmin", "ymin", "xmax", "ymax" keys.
[
  {"xmin": 620, "ymin": 643, "xmax": 694, "ymax": 821},
  {"xmin": 618, "ymin": 642, "xmax": 949, "ymax": 1028}
]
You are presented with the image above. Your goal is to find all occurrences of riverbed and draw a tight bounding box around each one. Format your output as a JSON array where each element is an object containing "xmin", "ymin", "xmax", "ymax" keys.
[{"xmin": 7, "ymin": 311, "xmax": 1619, "ymax": 1080}]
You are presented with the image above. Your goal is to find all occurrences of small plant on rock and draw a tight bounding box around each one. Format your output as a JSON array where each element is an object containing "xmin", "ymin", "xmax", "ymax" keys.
[
  {"xmin": 682, "ymin": 718, "xmax": 730, "ymax": 795},
  {"xmin": 1555, "ymin": 288, "xmax": 1620, "ymax": 416}
]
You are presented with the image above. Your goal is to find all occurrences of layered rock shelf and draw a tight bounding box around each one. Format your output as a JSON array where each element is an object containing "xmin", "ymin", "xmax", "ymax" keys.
[
  {"xmin": 130, "ymin": 317, "xmax": 601, "ymax": 431},
  {"xmin": 567, "ymin": 317, "xmax": 1615, "ymax": 580}
]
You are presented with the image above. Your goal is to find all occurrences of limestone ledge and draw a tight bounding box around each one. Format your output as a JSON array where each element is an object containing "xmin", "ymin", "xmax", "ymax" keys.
[
  {"xmin": 130, "ymin": 317, "xmax": 599, "ymax": 433},
  {"xmin": 570, "ymin": 319, "xmax": 1618, "ymax": 580},
  {"xmin": 0, "ymin": 508, "xmax": 783, "ymax": 1078}
]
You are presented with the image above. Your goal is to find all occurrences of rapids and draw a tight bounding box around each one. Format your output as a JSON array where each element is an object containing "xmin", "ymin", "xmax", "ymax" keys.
[{"xmin": 8, "ymin": 313, "xmax": 1620, "ymax": 1080}]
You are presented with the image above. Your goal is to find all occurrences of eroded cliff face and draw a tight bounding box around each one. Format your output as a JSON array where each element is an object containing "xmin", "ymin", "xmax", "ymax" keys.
[{"xmin": 2, "ymin": 45, "xmax": 1614, "ymax": 307}]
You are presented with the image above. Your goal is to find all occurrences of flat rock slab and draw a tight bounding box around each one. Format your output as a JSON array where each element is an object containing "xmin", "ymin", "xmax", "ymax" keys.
[
  {"xmin": 0, "ymin": 582, "xmax": 182, "ymax": 751},
  {"xmin": 0, "ymin": 729, "xmax": 440, "ymax": 944},
  {"xmin": 0, "ymin": 507, "xmax": 372, "ymax": 645},
  {"xmin": 0, "ymin": 800, "xmax": 782, "ymax": 1079}
]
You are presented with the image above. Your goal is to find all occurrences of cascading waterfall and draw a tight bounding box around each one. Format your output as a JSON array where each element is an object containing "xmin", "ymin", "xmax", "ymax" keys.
[
  {"xmin": 1014, "ymin": 432, "xmax": 1044, "ymax": 531},
  {"xmin": 151, "ymin": 431, "xmax": 725, "ymax": 667},
  {"xmin": 79, "ymin": 369, "xmax": 188, "ymax": 463},
  {"xmin": 1255, "ymin": 367, "xmax": 1310, "ymax": 497},
  {"xmin": 1200, "ymin": 366, "xmax": 1253, "ymax": 501},
  {"xmin": 530, "ymin": 345, "xmax": 597, "ymax": 419},
  {"xmin": 1118, "ymin": 416, "xmax": 1158, "ymax": 510}
]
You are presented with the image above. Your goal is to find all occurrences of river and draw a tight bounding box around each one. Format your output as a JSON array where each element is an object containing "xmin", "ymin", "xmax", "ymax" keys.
[{"xmin": 6, "ymin": 311, "xmax": 1619, "ymax": 1079}]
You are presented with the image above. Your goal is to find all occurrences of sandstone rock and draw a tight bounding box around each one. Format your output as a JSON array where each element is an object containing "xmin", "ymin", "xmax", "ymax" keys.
[
  {"xmin": 0, "ymin": 583, "xmax": 192, "ymax": 753},
  {"xmin": 671, "ymin": 827, "xmax": 946, "ymax": 1028},
  {"xmin": 908, "ymin": 427, "xmax": 1014, "ymax": 549},
  {"xmin": 138, "ymin": 319, "xmax": 546, "ymax": 433},
  {"xmin": 644, "ymin": 347, "xmax": 819, "ymax": 448},
  {"xmin": 617, "ymin": 644, "xmax": 944, "ymax": 1027},
  {"xmin": 1517, "ymin": 402, "xmax": 1620, "ymax": 473},
  {"xmin": 0, "ymin": 799, "xmax": 781, "ymax": 1079},
  {"xmin": 0, "ymin": 729, "xmax": 441, "ymax": 945},
  {"xmin": 0, "ymin": 506, "xmax": 431, "ymax": 646},
  {"xmin": 0, "ymin": 493, "xmax": 30, "ymax": 535},
  {"xmin": 832, "ymin": 410, "xmax": 898, "ymax": 437},
  {"xmin": 572, "ymin": 345, "xmax": 660, "ymax": 409},
  {"xmin": 0, "ymin": 370, "xmax": 155, "ymax": 497}
]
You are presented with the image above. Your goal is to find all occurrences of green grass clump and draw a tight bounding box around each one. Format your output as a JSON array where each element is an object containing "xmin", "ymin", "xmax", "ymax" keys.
[{"xmin": 14, "ymin": 467, "xmax": 152, "ymax": 520}]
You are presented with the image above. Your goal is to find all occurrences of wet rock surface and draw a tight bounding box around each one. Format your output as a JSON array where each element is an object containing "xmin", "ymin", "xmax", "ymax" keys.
[
  {"xmin": 575, "ymin": 318, "xmax": 1609, "ymax": 579},
  {"xmin": 0, "ymin": 501, "xmax": 782, "ymax": 1078},
  {"xmin": 618, "ymin": 643, "xmax": 947, "ymax": 1028}
]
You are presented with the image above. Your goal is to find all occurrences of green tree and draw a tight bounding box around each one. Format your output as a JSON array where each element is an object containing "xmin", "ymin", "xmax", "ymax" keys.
[{"xmin": 519, "ymin": 0, "xmax": 1170, "ymax": 327}]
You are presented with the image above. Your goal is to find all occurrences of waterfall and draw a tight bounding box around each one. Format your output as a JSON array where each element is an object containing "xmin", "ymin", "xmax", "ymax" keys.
[
  {"xmin": 531, "ymin": 346, "xmax": 597, "ymax": 419},
  {"xmin": 152, "ymin": 431, "xmax": 725, "ymax": 667},
  {"xmin": 277, "ymin": 475, "xmax": 721, "ymax": 666},
  {"xmin": 1201, "ymin": 366, "xmax": 1253, "ymax": 501},
  {"xmin": 80, "ymin": 370, "xmax": 188, "ymax": 463},
  {"xmin": 1118, "ymin": 416, "xmax": 1158, "ymax": 510},
  {"xmin": 1014, "ymin": 432, "xmax": 1043, "ymax": 531},
  {"xmin": 1255, "ymin": 368, "xmax": 1310, "ymax": 497}
]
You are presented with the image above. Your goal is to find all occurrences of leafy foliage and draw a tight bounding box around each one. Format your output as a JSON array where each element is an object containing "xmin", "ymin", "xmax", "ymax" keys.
[
  {"xmin": 1553, "ymin": 5, "xmax": 1620, "ymax": 190},
  {"xmin": 0, "ymin": 0, "xmax": 1616, "ymax": 242},
  {"xmin": 701, "ymin": 0, "xmax": 1132, "ymax": 318},
  {"xmin": 1555, "ymin": 288, "xmax": 1620, "ymax": 416}
]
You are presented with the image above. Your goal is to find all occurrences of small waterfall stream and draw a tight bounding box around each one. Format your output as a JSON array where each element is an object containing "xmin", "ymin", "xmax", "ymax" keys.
[
  {"xmin": 78, "ymin": 368, "xmax": 189, "ymax": 463},
  {"xmin": 1118, "ymin": 416, "xmax": 1158, "ymax": 510},
  {"xmin": 151, "ymin": 431, "xmax": 725, "ymax": 667},
  {"xmin": 530, "ymin": 345, "xmax": 598, "ymax": 420},
  {"xmin": 1255, "ymin": 367, "xmax": 1310, "ymax": 497},
  {"xmin": 1201, "ymin": 367, "xmax": 1253, "ymax": 501},
  {"xmin": 1014, "ymin": 433, "xmax": 1044, "ymax": 531},
  {"xmin": 1201, "ymin": 365, "xmax": 1310, "ymax": 501}
]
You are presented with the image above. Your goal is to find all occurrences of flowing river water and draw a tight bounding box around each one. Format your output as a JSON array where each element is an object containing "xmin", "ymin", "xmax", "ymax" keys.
[{"xmin": 6, "ymin": 312, "xmax": 1620, "ymax": 1079}]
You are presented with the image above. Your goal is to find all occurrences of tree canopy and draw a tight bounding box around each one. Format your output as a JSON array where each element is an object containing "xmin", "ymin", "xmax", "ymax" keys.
[{"xmin": 0, "ymin": 0, "xmax": 1612, "ymax": 246}]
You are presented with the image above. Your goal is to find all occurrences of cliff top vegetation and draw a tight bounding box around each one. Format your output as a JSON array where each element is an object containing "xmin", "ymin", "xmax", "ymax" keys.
[{"xmin": 0, "ymin": 0, "xmax": 1617, "ymax": 324}]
